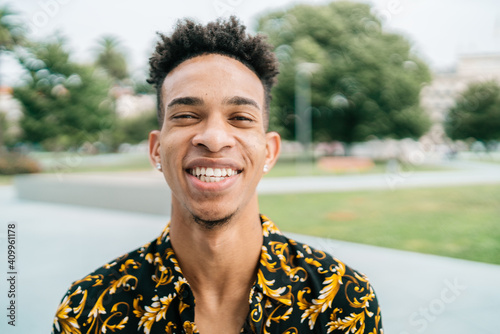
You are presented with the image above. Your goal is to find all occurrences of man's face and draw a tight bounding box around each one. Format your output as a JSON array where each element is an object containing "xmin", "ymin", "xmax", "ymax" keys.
[{"xmin": 149, "ymin": 54, "xmax": 280, "ymax": 224}]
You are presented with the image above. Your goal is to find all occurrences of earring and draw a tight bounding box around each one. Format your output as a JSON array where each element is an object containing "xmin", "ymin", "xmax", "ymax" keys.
[
  {"xmin": 156, "ymin": 163, "xmax": 162, "ymax": 170},
  {"xmin": 263, "ymin": 164, "xmax": 269, "ymax": 173}
]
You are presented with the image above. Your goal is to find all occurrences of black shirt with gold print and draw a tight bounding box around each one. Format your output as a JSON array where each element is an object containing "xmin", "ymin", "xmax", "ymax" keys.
[{"xmin": 53, "ymin": 215, "xmax": 382, "ymax": 334}]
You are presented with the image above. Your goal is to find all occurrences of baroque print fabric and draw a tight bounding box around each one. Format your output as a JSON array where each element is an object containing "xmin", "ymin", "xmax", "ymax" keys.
[{"xmin": 53, "ymin": 215, "xmax": 382, "ymax": 333}]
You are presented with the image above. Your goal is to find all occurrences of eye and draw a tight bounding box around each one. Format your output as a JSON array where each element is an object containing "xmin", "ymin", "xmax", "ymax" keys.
[
  {"xmin": 170, "ymin": 112, "xmax": 200, "ymax": 121},
  {"xmin": 169, "ymin": 112, "xmax": 200, "ymax": 125},
  {"xmin": 231, "ymin": 116, "xmax": 253, "ymax": 122},
  {"xmin": 229, "ymin": 113, "xmax": 257, "ymax": 128},
  {"xmin": 173, "ymin": 114, "xmax": 196, "ymax": 119}
]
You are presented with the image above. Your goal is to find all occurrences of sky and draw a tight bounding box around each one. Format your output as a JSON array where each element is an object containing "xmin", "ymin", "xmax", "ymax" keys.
[{"xmin": 2, "ymin": 0, "xmax": 500, "ymax": 85}]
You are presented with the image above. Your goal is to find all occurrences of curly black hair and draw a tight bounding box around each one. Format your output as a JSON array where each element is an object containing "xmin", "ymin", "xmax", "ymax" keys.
[{"xmin": 148, "ymin": 16, "xmax": 279, "ymax": 129}]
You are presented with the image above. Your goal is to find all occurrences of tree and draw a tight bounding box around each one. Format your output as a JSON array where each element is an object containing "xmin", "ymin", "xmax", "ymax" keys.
[
  {"xmin": 257, "ymin": 2, "xmax": 431, "ymax": 146},
  {"xmin": 445, "ymin": 80, "xmax": 500, "ymax": 144},
  {"xmin": 112, "ymin": 110, "xmax": 158, "ymax": 146},
  {"xmin": 0, "ymin": 4, "xmax": 25, "ymax": 85},
  {"xmin": 0, "ymin": 5, "xmax": 25, "ymax": 150},
  {"xmin": 14, "ymin": 38, "xmax": 116, "ymax": 151},
  {"xmin": 133, "ymin": 78, "xmax": 155, "ymax": 95},
  {"xmin": 94, "ymin": 35, "xmax": 129, "ymax": 82}
]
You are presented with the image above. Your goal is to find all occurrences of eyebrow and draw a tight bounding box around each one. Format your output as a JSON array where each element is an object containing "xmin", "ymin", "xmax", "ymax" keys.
[
  {"xmin": 167, "ymin": 96, "xmax": 204, "ymax": 109},
  {"xmin": 166, "ymin": 96, "xmax": 261, "ymax": 111},
  {"xmin": 223, "ymin": 96, "xmax": 261, "ymax": 110}
]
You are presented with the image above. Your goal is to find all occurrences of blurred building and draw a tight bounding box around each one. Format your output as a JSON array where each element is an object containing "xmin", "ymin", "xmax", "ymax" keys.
[
  {"xmin": 111, "ymin": 86, "xmax": 156, "ymax": 119},
  {"xmin": 420, "ymin": 54, "xmax": 500, "ymax": 144}
]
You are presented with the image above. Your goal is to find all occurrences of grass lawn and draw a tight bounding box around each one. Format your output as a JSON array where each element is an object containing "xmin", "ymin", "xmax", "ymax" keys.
[
  {"xmin": 50, "ymin": 158, "xmax": 153, "ymax": 173},
  {"xmin": 0, "ymin": 175, "xmax": 14, "ymax": 185},
  {"xmin": 470, "ymin": 159, "xmax": 500, "ymax": 166},
  {"xmin": 259, "ymin": 184, "xmax": 500, "ymax": 265},
  {"xmin": 265, "ymin": 159, "xmax": 447, "ymax": 178}
]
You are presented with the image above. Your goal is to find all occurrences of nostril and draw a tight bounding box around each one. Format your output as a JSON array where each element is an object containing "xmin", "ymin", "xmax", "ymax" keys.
[
  {"xmin": 192, "ymin": 134, "xmax": 235, "ymax": 153},
  {"xmin": 194, "ymin": 142, "xmax": 208, "ymax": 149}
]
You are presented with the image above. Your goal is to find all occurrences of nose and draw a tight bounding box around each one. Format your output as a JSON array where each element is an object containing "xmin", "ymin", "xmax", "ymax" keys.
[{"xmin": 191, "ymin": 116, "xmax": 236, "ymax": 152}]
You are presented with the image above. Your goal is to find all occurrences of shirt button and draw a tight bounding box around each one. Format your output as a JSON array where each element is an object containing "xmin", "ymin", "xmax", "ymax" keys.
[{"xmin": 180, "ymin": 287, "xmax": 190, "ymax": 299}]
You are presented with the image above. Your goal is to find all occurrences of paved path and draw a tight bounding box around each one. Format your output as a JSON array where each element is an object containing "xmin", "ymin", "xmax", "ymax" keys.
[
  {"xmin": 258, "ymin": 159, "xmax": 500, "ymax": 194},
  {"xmin": 1, "ymin": 183, "xmax": 499, "ymax": 334}
]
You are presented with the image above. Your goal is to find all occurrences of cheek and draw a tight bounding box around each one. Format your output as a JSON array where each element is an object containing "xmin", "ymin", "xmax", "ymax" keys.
[
  {"xmin": 160, "ymin": 134, "xmax": 182, "ymax": 165},
  {"xmin": 240, "ymin": 134, "xmax": 267, "ymax": 160}
]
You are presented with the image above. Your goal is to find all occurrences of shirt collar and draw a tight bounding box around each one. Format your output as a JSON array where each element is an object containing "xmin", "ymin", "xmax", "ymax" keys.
[
  {"xmin": 155, "ymin": 215, "xmax": 296, "ymax": 307},
  {"xmin": 253, "ymin": 215, "xmax": 296, "ymax": 307},
  {"xmin": 152, "ymin": 223, "xmax": 193, "ymax": 301}
]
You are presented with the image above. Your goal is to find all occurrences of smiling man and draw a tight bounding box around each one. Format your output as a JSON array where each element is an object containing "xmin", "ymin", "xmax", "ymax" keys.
[{"xmin": 53, "ymin": 17, "xmax": 382, "ymax": 334}]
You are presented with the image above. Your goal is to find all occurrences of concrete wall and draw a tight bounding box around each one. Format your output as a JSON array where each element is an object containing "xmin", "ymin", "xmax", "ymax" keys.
[{"xmin": 14, "ymin": 172, "xmax": 171, "ymax": 216}]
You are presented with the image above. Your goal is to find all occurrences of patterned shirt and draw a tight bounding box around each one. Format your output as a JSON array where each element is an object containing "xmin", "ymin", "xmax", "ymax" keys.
[{"xmin": 53, "ymin": 215, "xmax": 382, "ymax": 334}]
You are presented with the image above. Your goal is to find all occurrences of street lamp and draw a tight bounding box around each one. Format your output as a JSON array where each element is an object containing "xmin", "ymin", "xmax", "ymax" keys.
[{"xmin": 295, "ymin": 62, "xmax": 321, "ymax": 173}]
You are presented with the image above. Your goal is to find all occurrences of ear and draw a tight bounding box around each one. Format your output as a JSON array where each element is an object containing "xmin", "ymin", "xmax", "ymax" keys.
[
  {"xmin": 148, "ymin": 130, "xmax": 162, "ymax": 168},
  {"xmin": 264, "ymin": 131, "xmax": 281, "ymax": 173}
]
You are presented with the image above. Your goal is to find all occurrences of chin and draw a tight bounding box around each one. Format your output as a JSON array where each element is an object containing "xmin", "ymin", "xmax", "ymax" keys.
[
  {"xmin": 189, "ymin": 206, "xmax": 237, "ymax": 229},
  {"xmin": 193, "ymin": 203, "xmax": 232, "ymax": 218}
]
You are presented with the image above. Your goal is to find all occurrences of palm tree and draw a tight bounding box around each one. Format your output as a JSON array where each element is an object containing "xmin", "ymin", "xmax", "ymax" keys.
[{"xmin": 94, "ymin": 35, "xmax": 129, "ymax": 82}]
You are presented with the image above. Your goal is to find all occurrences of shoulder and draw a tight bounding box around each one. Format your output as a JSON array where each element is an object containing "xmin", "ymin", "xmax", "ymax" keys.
[
  {"xmin": 270, "ymin": 231, "xmax": 375, "ymax": 291},
  {"xmin": 52, "ymin": 240, "xmax": 155, "ymax": 333},
  {"xmin": 264, "ymin": 229, "xmax": 382, "ymax": 332},
  {"xmin": 293, "ymin": 238, "xmax": 382, "ymax": 332},
  {"xmin": 74, "ymin": 240, "xmax": 153, "ymax": 294}
]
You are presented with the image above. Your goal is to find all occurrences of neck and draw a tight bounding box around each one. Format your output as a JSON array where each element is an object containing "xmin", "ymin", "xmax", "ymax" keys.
[{"xmin": 169, "ymin": 198, "xmax": 263, "ymax": 300}]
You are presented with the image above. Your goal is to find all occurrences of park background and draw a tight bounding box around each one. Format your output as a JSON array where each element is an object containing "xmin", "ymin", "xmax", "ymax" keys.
[{"xmin": 0, "ymin": 0, "xmax": 499, "ymax": 333}]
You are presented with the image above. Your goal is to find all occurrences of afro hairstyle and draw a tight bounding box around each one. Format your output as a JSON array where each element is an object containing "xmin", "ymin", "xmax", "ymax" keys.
[{"xmin": 147, "ymin": 16, "xmax": 279, "ymax": 129}]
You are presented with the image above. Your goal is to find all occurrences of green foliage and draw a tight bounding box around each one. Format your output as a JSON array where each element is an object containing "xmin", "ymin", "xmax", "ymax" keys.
[
  {"xmin": 0, "ymin": 5, "xmax": 25, "ymax": 147},
  {"xmin": 112, "ymin": 110, "xmax": 158, "ymax": 145},
  {"xmin": 258, "ymin": 1, "xmax": 431, "ymax": 144},
  {"xmin": 94, "ymin": 35, "xmax": 129, "ymax": 81},
  {"xmin": 0, "ymin": 113, "xmax": 7, "ymax": 145},
  {"xmin": 133, "ymin": 79, "xmax": 155, "ymax": 95},
  {"xmin": 445, "ymin": 80, "xmax": 500, "ymax": 143},
  {"xmin": 0, "ymin": 152, "xmax": 41, "ymax": 175},
  {"xmin": 14, "ymin": 38, "xmax": 116, "ymax": 151},
  {"xmin": 0, "ymin": 5, "xmax": 25, "ymax": 51},
  {"xmin": 0, "ymin": 112, "xmax": 19, "ymax": 147}
]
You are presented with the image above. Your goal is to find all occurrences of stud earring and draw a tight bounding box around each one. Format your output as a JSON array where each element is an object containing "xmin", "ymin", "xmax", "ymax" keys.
[
  {"xmin": 156, "ymin": 163, "xmax": 162, "ymax": 170},
  {"xmin": 263, "ymin": 164, "xmax": 269, "ymax": 173}
]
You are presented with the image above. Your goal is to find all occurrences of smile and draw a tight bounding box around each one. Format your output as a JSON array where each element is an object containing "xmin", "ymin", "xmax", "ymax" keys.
[{"xmin": 187, "ymin": 167, "xmax": 241, "ymax": 183}]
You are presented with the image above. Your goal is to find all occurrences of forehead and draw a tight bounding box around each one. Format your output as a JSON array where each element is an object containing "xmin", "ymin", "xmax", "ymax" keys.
[{"xmin": 161, "ymin": 54, "xmax": 265, "ymax": 108}]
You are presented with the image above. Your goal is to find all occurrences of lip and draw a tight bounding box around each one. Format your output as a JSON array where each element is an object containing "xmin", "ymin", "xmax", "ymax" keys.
[
  {"xmin": 185, "ymin": 158, "xmax": 243, "ymax": 171},
  {"xmin": 186, "ymin": 171, "xmax": 240, "ymax": 192}
]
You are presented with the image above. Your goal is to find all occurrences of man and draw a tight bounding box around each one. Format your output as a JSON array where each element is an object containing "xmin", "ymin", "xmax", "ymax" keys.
[{"xmin": 53, "ymin": 17, "xmax": 382, "ymax": 334}]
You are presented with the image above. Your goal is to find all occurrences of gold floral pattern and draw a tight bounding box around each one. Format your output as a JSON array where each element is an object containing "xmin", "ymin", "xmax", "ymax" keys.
[{"xmin": 53, "ymin": 215, "xmax": 382, "ymax": 333}]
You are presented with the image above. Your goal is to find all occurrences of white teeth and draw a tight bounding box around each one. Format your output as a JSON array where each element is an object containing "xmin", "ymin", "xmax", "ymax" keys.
[{"xmin": 189, "ymin": 167, "xmax": 239, "ymax": 183}]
